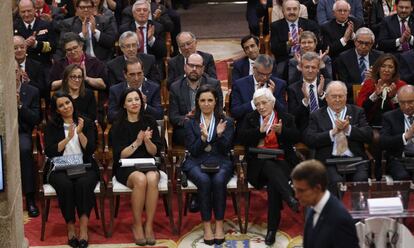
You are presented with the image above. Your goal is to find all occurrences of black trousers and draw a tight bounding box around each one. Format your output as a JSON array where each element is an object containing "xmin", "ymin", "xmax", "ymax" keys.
[
  {"xmin": 247, "ymin": 159, "xmax": 293, "ymax": 231},
  {"xmin": 19, "ymin": 132, "xmax": 36, "ymax": 194},
  {"xmin": 49, "ymin": 169, "xmax": 98, "ymax": 223}
]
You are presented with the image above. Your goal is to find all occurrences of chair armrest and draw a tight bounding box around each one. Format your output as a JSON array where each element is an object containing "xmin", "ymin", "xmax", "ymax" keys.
[{"xmin": 104, "ymin": 124, "xmax": 112, "ymax": 154}]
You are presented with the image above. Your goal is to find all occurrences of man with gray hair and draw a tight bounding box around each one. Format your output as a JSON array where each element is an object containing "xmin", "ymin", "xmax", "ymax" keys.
[
  {"xmin": 231, "ymin": 54, "xmax": 287, "ymax": 131},
  {"xmin": 167, "ymin": 31, "xmax": 217, "ymax": 88},
  {"xmin": 107, "ymin": 31, "xmax": 160, "ymax": 86},
  {"xmin": 335, "ymin": 27, "xmax": 383, "ymax": 93},
  {"xmin": 288, "ymin": 51, "xmax": 328, "ymax": 134},
  {"xmin": 317, "ymin": 0, "xmax": 363, "ymax": 25},
  {"xmin": 304, "ymin": 81, "xmax": 372, "ymax": 193}
]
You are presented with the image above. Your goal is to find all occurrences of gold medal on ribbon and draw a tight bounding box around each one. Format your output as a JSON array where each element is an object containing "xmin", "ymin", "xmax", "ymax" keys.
[{"xmin": 204, "ymin": 144, "xmax": 212, "ymax": 152}]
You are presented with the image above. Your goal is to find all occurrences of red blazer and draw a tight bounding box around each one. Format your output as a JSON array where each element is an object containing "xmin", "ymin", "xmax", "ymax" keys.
[{"xmin": 356, "ymin": 79, "xmax": 406, "ymax": 107}]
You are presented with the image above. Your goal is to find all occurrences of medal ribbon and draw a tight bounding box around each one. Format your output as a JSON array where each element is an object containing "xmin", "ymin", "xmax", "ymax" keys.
[{"xmin": 201, "ymin": 114, "xmax": 215, "ymax": 142}]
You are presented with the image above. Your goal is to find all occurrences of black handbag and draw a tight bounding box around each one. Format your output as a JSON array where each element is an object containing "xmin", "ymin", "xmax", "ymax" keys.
[{"xmin": 200, "ymin": 162, "xmax": 220, "ymax": 173}]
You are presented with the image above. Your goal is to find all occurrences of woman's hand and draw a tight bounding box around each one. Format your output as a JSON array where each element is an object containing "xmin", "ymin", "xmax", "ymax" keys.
[
  {"xmin": 67, "ymin": 123, "xmax": 75, "ymax": 141},
  {"xmin": 260, "ymin": 115, "xmax": 271, "ymax": 133},
  {"xmin": 375, "ymin": 79, "xmax": 385, "ymax": 96},
  {"xmin": 136, "ymin": 130, "xmax": 145, "ymax": 146},
  {"xmin": 317, "ymin": 74, "xmax": 325, "ymax": 96},
  {"xmin": 143, "ymin": 127, "xmax": 153, "ymax": 142},
  {"xmin": 216, "ymin": 119, "xmax": 227, "ymax": 137},
  {"xmin": 272, "ymin": 119, "xmax": 283, "ymax": 134},
  {"xmin": 76, "ymin": 117, "xmax": 84, "ymax": 134},
  {"xmin": 200, "ymin": 123, "xmax": 208, "ymax": 142},
  {"xmin": 387, "ymin": 83, "xmax": 397, "ymax": 98}
]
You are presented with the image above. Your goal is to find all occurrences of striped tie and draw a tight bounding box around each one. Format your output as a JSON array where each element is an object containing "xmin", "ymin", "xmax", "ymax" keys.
[
  {"xmin": 291, "ymin": 23, "xmax": 300, "ymax": 53},
  {"xmin": 359, "ymin": 57, "xmax": 366, "ymax": 82},
  {"xmin": 309, "ymin": 84, "xmax": 318, "ymax": 112}
]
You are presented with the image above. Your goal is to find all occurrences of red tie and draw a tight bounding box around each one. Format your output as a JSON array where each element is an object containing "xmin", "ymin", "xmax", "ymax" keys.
[
  {"xmin": 401, "ymin": 19, "xmax": 410, "ymax": 51},
  {"xmin": 138, "ymin": 26, "xmax": 145, "ymax": 53}
]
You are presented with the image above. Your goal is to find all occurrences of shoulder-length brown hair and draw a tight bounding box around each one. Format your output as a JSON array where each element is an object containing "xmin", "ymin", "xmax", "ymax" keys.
[
  {"xmin": 371, "ymin": 53, "xmax": 400, "ymax": 83},
  {"xmin": 61, "ymin": 64, "xmax": 86, "ymax": 97}
]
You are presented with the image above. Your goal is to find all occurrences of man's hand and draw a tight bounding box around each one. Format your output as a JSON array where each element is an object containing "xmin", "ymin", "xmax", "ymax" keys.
[
  {"xmin": 89, "ymin": 15, "xmax": 96, "ymax": 34},
  {"xmin": 319, "ymin": 47, "xmax": 329, "ymax": 60},
  {"xmin": 153, "ymin": 8, "xmax": 162, "ymax": 20},
  {"xmin": 148, "ymin": 24, "xmax": 155, "ymax": 41},
  {"xmin": 301, "ymin": 82, "xmax": 310, "ymax": 104},
  {"xmin": 267, "ymin": 79, "xmax": 276, "ymax": 93},
  {"xmin": 16, "ymin": 93, "xmax": 21, "ymax": 107},
  {"xmin": 405, "ymin": 123, "xmax": 414, "ymax": 140},
  {"xmin": 343, "ymin": 21, "xmax": 354, "ymax": 43},
  {"xmin": 317, "ymin": 74, "xmax": 325, "ymax": 96},
  {"xmin": 25, "ymin": 32, "xmax": 37, "ymax": 48},
  {"xmin": 401, "ymin": 23, "xmax": 411, "ymax": 43}
]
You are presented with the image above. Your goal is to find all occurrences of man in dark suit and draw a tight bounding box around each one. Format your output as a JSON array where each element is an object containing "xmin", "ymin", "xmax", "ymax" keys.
[
  {"xmin": 270, "ymin": 0, "xmax": 320, "ymax": 78},
  {"xmin": 304, "ymin": 81, "xmax": 372, "ymax": 193},
  {"xmin": 119, "ymin": 0, "xmax": 167, "ymax": 63},
  {"xmin": 13, "ymin": 0, "xmax": 55, "ymax": 67},
  {"xmin": 167, "ymin": 31, "xmax": 217, "ymax": 88},
  {"xmin": 107, "ymin": 31, "xmax": 160, "ymax": 86},
  {"xmin": 378, "ymin": 0, "xmax": 414, "ymax": 54},
  {"xmin": 317, "ymin": 0, "xmax": 364, "ymax": 25},
  {"xmin": 231, "ymin": 54, "xmax": 287, "ymax": 129},
  {"xmin": 108, "ymin": 57, "xmax": 163, "ymax": 122},
  {"xmin": 291, "ymin": 159, "xmax": 359, "ymax": 248},
  {"xmin": 16, "ymin": 62, "xmax": 41, "ymax": 217},
  {"xmin": 335, "ymin": 27, "xmax": 383, "ymax": 98},
  {"xmin": 288, "ymin": 52, "xmax": 327, "ymax": 135},
  {"xmin": 59, "ymin": 0, "xmax": 117, "ymax": 62},
  {"xmin": 399, "ymin": 49, "xmax": 414, "ymax": 83},
  {"xmin": 380, "ymin": 85, "xmax": 414, "ymax": 180},
  {"xmin": 320, "ymin": 0, "xmax": 363, "ymax": 59},
  {"xmin": 232, "ymin": 34, "xmax": 260, "ymax": 83},
  {"xmin": 169, "ymin": 53, "xmax": 222, "ymax": 145},
  {"xmin": 14, "ymin": 35, "xmax": 48, "ymax": 100}
]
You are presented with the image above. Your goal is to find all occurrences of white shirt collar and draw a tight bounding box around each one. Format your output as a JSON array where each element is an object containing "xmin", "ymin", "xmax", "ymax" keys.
[
  {"xmin": 312, "ymin": 190, "xmax": 330, "ymax": 215},
  {"xmin": 24, "ymin": 19, "xmax": 36, "ymax": 29},
  {"xmin": 127, "ymin": 82, "xmax": 143, "ymax": 92},
  {"xmin": 304, "ymin": 78, "xmax": 317, "ymax": 87},
  {"xmin": 135, "ymin": 22, "xmax": 147, "ymax": 29},
  {"xmin": 398, "ymin": 16, "xmax": 410, "ymax": 23},
  {"xmin": 286, "ymin": 19, "xmax": 299, "ymax": 27}
]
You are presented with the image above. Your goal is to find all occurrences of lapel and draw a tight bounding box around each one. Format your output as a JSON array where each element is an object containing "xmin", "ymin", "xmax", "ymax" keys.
[
  {"xmin": 20, "ymin": 84, "xmax": 29, "ymax": 105},
  {"xmin": 180, "ymin": 79, "xmax": 192, "ymax": 112},
  {"xmin": 141, "ymin": 80, "xmax": 151, "ymax": 96},
  {"xmin": 247, "ymin": 76, "xmax": 255, "ymax": 99},
  {"xmin": 395, "ymin": 109, "xmax": 405, "ymax": 132},
  {"xmin": 393, "ymin": 15, "xmax": 402, "ymax": 36},
  {"xmin": 349, "ymin": 50, "xmax": 361, "ymax": 79},
  {"xmin": 312, "ymin": 196, "xmax": 332, "ymax": 237},
  {"xmin": 368, "ymin": 51, "xmax": 378, "ymax": 65},
  {"xmin": 176, "ymin": 54, "xmax": 185, "ymax": 75},
  {"xmin": 243, "ymin": 58, "xmax": 250, "ymax": 76},
  {"xmin": 320, "ymin": 107, "xmax": 333, "ymax": 130}
]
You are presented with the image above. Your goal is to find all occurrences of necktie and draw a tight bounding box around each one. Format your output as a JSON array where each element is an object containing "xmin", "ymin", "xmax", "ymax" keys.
[
  {"xmin": 359, "ymin": 57, "xmax": 367, "ymax": 82},
  {"xmin": 335, "ymin": 113, "xmax": 349, "ymax": 155},
  {"xmin": 138, "ymin": 26, "xmax": 145, "ymax": 53},
  {"xmin": 27, "ymin": 24, "xmax": 32, "ymax": 33},
  {"xmin": 304, "ymin": 208, "xmax": 316, "ymax": 247},
  {"xmin": 401, "ymin": 19, "xmax": 410, "ymax": 51},
  {"xmin": 85, "ymin": 23, "xmax": 94, "ymax": 57},
  {"xmin": 290, "ymin": 23, "xmax": 300, "ymax": 54},
  {"xmin": 309, "ymin": 84, "xmax": 318, "ymax": 112},
  {"xmin": 409, "ymin": 116, "xmax": 414, "ymax": 126}
]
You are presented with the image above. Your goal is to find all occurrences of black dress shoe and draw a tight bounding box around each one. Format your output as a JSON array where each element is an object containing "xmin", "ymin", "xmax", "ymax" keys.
[
  {"xmin": 79, "ymin": 239, "xmax": 88, "ymax": 248},
  {"xmin": 27, "ymin": 203, "xmax": 40, "ymax": 217},
  {"xmin": 189, "ymin": 194, "xmax": 199, "ymax": 213},
  {"xmin": 287, "ymin": 196, "xmax": 300, "ymax": 213},
  {"xmin": 67, "ymin": 237, "xmax": 79, "ymax": 248},
  {"xmin": 265, "ymin": 230, "xmax": 276, "ymax": 246},
  {"xmin": 204, "ymin": 239, "xmax": 215, "ymax": 246},
  {"xmin": 214, "ymin": 237, "xmax": 225, "ymax": 245}
]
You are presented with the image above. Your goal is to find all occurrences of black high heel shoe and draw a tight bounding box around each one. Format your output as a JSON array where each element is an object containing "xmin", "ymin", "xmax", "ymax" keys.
[
  {"xmin": 265, "ymin": 230, "xmax": 276, "ymax": 246},
  {"xmin": 214, "ymin": 237, "xmax": 225, "ymax": 245},
  {"xmin": 67, "ymin": 237, "xmax": 79, "ymax": 248},
  {"xmin": 204, "ymin": 238, "xmax": 215, "ymax": 245}
]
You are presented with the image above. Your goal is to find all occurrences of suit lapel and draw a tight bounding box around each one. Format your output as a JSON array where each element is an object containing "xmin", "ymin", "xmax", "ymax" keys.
[
  {"xmin": 320, "ymin": 108, "xmax": 333, "ymax": 130},
  {"xmin": 243, "ymin": 58, "xmax": 250, "ymax": 76},
  {"xmin": 141, "ymin": 81, "xmax": 150, "ymax": 96},
  {"xmin": 396, "ymin": 109, "xmax": 405, "ymax": 132},
  {"xmin": 181, "ymin": 80, "xmax": 191, "ymax": 112},
  {"xmin": 247, "ymin": 76, "xmax": 255, "ymax": 99}
]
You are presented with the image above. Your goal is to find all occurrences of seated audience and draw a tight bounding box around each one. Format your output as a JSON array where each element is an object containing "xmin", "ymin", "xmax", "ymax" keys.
[
  {"xmin": 16, "ymin": 62, "xmax": 41, "ymax": 218},
  {"xmin": 288, "ymin": 52, "xmax": 327, "ymax": 134},
  {"xmin": 369, "ymin": 0, "xmax": 397, "ymax": 38},
  {"xmin": 232, "ymin": 34, "xmax": 261, "ymax": 83},
  {"xmin": 316, "ymin": 0, "xmax": 363, "ymax": 25},
  {"xmin": 357, "ymin": 53, "xmax": 406, "ymax": 126},
  {"xmin": 381, "ymin": 85, "xmax": 414, "ymax": 180},
  {"xmin": 60, "ymin": 64, "xmax": 97, "ymax": 121},
  {"xmin": 239, "ymin": 88, "xmax": 299, "ymax": 246},
  {"xmin": 304, "ymin": 81, "xmax": 372, "ymax": 193},
  {"xmin": 399, "ymin": 49, "xmax": 414, "ymax": 84},
  {"xmin": 335, "ymin": 27, "xmax": 383, "ymax": 99},
  {"xmin": 231, "ymin": 54, "xmax": 286, "ymax": 130},
  {"xmin": 108, "ymin": 57, "xmax": 163, "ymax": 122},
  {"xmin": 50, "ymin": 32, "xmax": 107, "ymax": 92},
  {"xmin": 45, "ymin": 92, "xmax": 98, "ymax": 248},
  {"xmin": 169, "ymin": 53, "xmax": 222, "ymax": 145},
  {"xmin": 168, "ymin": 31, "xmax": 217, "ymax": 88},
  {"xmin": 112, "ymin": 88, "xmax": 163, "ymax": 246},
  {"xmin": 288, "ymin": 31, "xmax": 332, "ymax": 85},
  {"xmin": 107, "ymin": 31, "xmax": 160, "ymax": 86},
  {"xmin": 183, "ymin": 85, "xmax": 234, "ymax": 246}
]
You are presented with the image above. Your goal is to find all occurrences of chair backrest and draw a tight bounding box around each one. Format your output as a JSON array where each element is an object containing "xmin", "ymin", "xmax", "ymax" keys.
[{"xmin": 353, "ymin": 84, "xmax": 362, "ymax": 104}]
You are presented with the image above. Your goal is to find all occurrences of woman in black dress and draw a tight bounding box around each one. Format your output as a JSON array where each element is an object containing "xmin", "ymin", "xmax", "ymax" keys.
[
  {"xmin": 111, "ymin": 88, "xmax": 163, "ymax": 246},
  {"xmin": 45, "ymin": 91, "xmax": 98, "ymax": 248},
  {"xmin": 60, "ymin": 64, "xmax": 97, "ymax": 121}
]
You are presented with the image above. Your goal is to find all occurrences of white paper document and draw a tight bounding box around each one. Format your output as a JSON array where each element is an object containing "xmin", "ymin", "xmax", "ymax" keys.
[
  {"xmin": 367, "ymin": 197, "xmax": 403, "ymax": 214},
  {"xmin": 120, "ymin": 158, "xmax": 155, "ymax": 167}
]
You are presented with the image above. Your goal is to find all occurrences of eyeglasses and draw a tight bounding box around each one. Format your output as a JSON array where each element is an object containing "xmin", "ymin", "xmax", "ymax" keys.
[
  {"xmin": 69, "ymin": 75, "xmax": 83, "ymax": 80},
  {"xmin": 127, "ymin": 72, "xmax": 143, "ymax": 77},
  {"xmin": 254, "ymin": 69, "xmax": 272, "ymax": 78},
  {"xmin": 65, "ymin": 45, "xmax": 80, "ymax": 53},
  {"xmin": 186, "ymin": 63, "xmax": 203, "ymax": 70},
  {"xmin": 335, "ymin": 9, "xmax": 350, "ymax": 13},
  {"xmin": 179, "ymin": 39, "xmax": 195, "ymax": 49},
  {"xmin": 355, "ymin": 40, "xmax": 373, "ymax": 46},
  {"xmin": 78, "ymin": 5, "xmax": 93, "ymax": 10},
  {"xmin": 121, "ymin": 43, "xmax": 138, "ymax": 49}
]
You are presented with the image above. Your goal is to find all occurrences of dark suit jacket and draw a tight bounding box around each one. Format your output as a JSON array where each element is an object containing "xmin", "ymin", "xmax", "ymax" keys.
[
  {"xmin": 399, "ymin": 50, "xmax": 414, "ymax": 83},
  {"xmin": 168, "ymin": 75, "xmax": 223, "ymax": 128},
  {"xmin": 183, "ymin": 117, "xmax": 234, "ymax": 172},
  {"xmin": 287, "ymin": 80, "xmax": 327, "ymax": 134},
  {"xmin": 232, "ymin": 57, "xmax": 250, "ymax": 83},
  {"xmin": 18, "ymin": 83, "xmax": 40, "ymax": 134},
  {"xmin": 230, "ymin": 75, "xmax": 287, "ymax": 122},
  {"xmin": 303, "ymin": 194, "xmax": 359, "ymax": 248},
  {"xmin": 108, "ymin": 80, "xmax": 163, "ymax": 122},
  {"xmin": 335, "ymin": 48, "xmax": 383, "ymax": 90},
  {"xmin": 24, "ymin": 57, "xmax": 48, "ymax": 99},
  {"xmin": 167, "ymin": 50, "xmax": 217, "ymax": 88},
  {"xmin": 316, "ymin": 0, "xmax": 364, "ymax": 25},
  {"xmin": 304, "ymin": 104, "xmax": 373, "ymax": 163},
  {"xmin": 107, "ymin": 54, "xmax": 161, "ymax": 86},
  {"xmin": 49, "ymin": 55, "xmax": 108, "ymax": 91},
  {"xmin": 380, "ymin": 108, "xmax": 407, "ymax": 158},
  {"xmin": 13, "ymin": 18, "xmax": 55, "ymax": 66},
  {"xmin": 239, "ymin": 110, "xmax": 300, "ymax": 186},
  {"xmin": 378, "ymin": 14, "xmax": 414, "ymax": 53},
  {"xmin": 321, "ymin": 17, "xmax": 363, "ymax": 58},
  {"xmin": 270, "ymin": 18, "xmax": 320, "ymax": 62},
  {"xmin": 119, "ymin": 20, "xmax": 167, "ymax": 61},
  {"xmin": 59, "ymin": 16, "xmax": 117, "ymax": 61},
  {"xmin": 288, "ymin": 56, "xmax": 333, "ymax": 85}
]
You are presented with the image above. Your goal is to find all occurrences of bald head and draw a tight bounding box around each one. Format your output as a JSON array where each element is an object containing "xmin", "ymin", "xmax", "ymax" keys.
[
  {"xmin": 398, "ymin": 85, "xmax": 414, "ymax": 116},
  {"xmin": 185, "ymin": 53, "xmax": 204, "ymax": 82},
  {"xmin": 19, "ymin": 0, "xmax": 36, "ymax": 24}
]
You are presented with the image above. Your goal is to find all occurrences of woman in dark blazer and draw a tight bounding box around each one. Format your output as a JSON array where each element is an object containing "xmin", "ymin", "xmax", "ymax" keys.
[
  {"xmin": 45, "ymin": 91, "xmax": 98, "ymax": 248},
  {"xmin": 239, "ymin": 87, "xmax": 300, "ymax": 246},
  {"xmin": 183, "ymin": 85, "xmax": 234, "ymax": 246},
  {"xmin": 111, "ymin": 88, "xmax": 163, "ymax": 246},
  {"xmin": 60, "ymin": 64, "xmax": 97, "ymax": 121}
]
